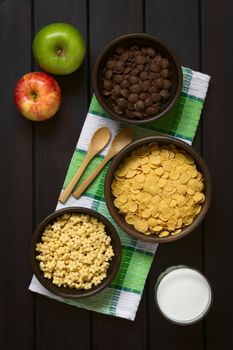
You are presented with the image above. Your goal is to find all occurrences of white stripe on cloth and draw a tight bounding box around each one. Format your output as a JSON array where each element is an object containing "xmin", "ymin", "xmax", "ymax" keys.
[
  {"xmin": 188, "ymin": 70, "xmax": 210, "ymax": 99},
  {"xmin": 136, "ymin": 240, "xmax": 158, "ymax": 254},
  {"xmin": 115, "ymin": 290, "xmax": 141, "ymax": 320},
  {"xmin": 56, "ymin": 195, "xmax": 95, "ymax": 210}
]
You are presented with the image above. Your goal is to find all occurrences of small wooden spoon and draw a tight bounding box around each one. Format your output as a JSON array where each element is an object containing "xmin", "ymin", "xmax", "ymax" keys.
[
  {"xmin": 72, "ymin": 128, "xmax": 134, "ymax": 199},
  {"xmin": 59, "ymin": 127, "xmax": 111, "ymax": 204}
]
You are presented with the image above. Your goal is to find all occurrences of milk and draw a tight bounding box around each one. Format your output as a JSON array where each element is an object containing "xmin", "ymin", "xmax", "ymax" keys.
[{"xmin": 155, "ymin": 267, "xmax": 212, "ymax": 324}]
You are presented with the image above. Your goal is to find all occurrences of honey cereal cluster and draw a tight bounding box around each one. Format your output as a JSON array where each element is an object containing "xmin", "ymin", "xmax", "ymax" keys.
[
  {"xmin": 111, "ymin": 142, "xmax": 205, "ymax": 237},
  {"xmin": 36, "ymin": 213, "xmax": 114, "ymax": 290}
]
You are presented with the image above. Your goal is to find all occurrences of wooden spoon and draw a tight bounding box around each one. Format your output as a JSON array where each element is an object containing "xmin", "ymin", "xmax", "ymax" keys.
[
  {"xmin": 59, "ymin": 127, "xmax": 111, "ymax": 204},
  {"xmin": 72, "ymin": 128, "xmax": 134, "ymax": 199}
]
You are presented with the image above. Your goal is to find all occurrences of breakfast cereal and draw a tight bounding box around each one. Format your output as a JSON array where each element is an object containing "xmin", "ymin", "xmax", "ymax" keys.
[
  {"xmin": 102, "ymin": 45, "xmax": 172, "ymax": 120},
  {"xmin": 111, "ymin": 143, "xmax": 205, "ymax": 237},
  {"xmin": 36, "ymin": 213, "xmax": 114, "ymax": 290}
]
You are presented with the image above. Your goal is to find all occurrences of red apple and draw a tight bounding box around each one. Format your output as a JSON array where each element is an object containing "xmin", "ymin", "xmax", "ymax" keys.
[{"xmin": 14, "ymin": 72, "xmax": 61, "ymax": 121}]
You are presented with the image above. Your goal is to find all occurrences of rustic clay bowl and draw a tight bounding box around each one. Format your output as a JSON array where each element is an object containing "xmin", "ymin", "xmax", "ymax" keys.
[
  {"xmin": 31, "ymin": 207, "xmax": 122, "ymax": 298},
  {"xmin": 93, "ymin": 33, "xmax": 183, "ymax": 125},
  {"xmin": 104, "ymin": 136, "xmax": 211, "ymax": 243}
]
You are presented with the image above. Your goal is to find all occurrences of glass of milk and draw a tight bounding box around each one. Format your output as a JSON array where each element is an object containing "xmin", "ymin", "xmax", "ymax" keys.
[{"xmin": 155, "ymin": 265, "xmax": 212, "ymax": 325}]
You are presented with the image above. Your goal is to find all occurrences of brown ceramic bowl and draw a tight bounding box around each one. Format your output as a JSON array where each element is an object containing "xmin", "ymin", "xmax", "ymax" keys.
[
  {"xmin": 104, "ymin": 136, "xmax": 212, "ymax": 243},
  {"xmin": 93, "ymin": 33, "xmax": 183, "ymax": 125},
  {"xmin": 31, "ymin": 207, "xmax": 122, "ymax": 298}
]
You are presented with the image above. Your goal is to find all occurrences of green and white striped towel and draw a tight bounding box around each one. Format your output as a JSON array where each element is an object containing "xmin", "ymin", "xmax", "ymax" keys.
[{"xmin": 29, "ymin": 67, "xmax": 210, "ymax": 321}]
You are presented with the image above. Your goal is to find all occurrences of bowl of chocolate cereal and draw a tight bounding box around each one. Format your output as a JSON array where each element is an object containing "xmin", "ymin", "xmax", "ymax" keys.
[
  {"xmin": 31, "ymin": 207, "xmax": 122, "ymax": 298},
  {"xmin": 104, "ymin": 136, "xmax": 211, "ymax": 243},
  {"xmin": 93, "ymin": 33, "xmax": 183, "ymax": 124}
]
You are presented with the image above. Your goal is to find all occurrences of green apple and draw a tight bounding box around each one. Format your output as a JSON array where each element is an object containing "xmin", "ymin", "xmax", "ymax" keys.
[{"xmin": 32, "ymin": 22, "xmax": 85, "ymax": 75}]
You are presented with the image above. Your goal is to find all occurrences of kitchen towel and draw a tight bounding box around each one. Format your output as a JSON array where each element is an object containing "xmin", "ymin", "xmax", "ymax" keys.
[{"xmin": 29, "ymin": 67, "xmax": 210, "ymax": 321}]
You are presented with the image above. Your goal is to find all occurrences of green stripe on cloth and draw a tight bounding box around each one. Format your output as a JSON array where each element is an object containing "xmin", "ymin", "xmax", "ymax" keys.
[
  {"xmin": 29, "ymin": 66, "xmax": 210, "ymax": 321},
  {"xmin": 110, "ymin": 248, "xmax": 154, "ymax": 292},
  {"xmin": 63, "ymin": 150, "xmax": 109, "ymax": 198},
  {"xmin": 148, "ymin": 97, "xmax": 203, "ymax": 140},
  {"xmin": 65, "ymin": 287, "xmax": 117, "ymax": 315}
]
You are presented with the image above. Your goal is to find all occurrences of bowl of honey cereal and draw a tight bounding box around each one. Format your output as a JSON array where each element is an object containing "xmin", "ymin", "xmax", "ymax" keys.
[
  {"xmin": 104, "ymin": 136, "xmax": 211, "ymax": 243},
  {"xmin": 93, "ymin": 33, "xmax": 183, "ymax": 125},
  {"xmin": 31, "ymin": 207, "xmax": 122, "ymax": 298}
]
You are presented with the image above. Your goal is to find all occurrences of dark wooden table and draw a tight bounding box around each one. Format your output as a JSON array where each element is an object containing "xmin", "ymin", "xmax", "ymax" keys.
[{"xmin": 1, "ymin": 1, "xmax": 232, "ymax": 349}]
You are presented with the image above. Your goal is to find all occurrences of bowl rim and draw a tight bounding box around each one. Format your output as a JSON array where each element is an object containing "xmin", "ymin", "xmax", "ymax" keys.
[
  {"xmin": 104, "ymin": 135, "xmax": 212, "ymax": 243},
  {"xmin": 30, "ymin": 207, "xmax": 122, "ymax": 298},
  {"xmin": 93, "ymin": 32, "xmax": 183, "ymax": 125}
]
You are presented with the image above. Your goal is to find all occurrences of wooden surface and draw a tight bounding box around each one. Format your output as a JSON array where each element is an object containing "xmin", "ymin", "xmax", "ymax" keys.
[{"xmin": 0, "ymin": 0, "xmax": 232, "ymax": 349}]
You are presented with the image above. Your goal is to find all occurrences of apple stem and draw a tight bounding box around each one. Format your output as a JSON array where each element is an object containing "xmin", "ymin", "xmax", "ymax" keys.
[
  {"xmin": 31, "ymin": 91, "xmax": 38, "ymax": 101},
  {"xmin": 55, "ymin": 45, "xmax": 66, "ymax": 56}
]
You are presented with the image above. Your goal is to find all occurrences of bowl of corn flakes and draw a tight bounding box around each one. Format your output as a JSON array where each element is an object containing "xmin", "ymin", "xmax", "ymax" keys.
[
  {"xmin": 104, "ymin": 136, "xmax": 211, "ymax": 243},
  {"xmin": 31, "ymin": 207, "xmax": 122, "ymax": 298}
]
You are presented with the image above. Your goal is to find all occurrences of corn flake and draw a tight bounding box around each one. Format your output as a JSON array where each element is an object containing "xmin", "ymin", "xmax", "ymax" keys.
[{"xmin": 159, "ymin": 230, "xmax": 170, "ymax": 237}]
